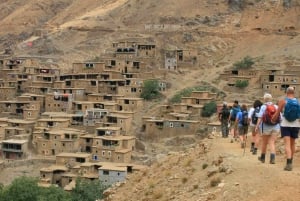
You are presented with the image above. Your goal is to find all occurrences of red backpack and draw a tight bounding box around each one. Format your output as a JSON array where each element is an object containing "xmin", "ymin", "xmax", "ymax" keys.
[{"xmin": 262, "ymin": 104, "xmax": 280, "ymax": 125}]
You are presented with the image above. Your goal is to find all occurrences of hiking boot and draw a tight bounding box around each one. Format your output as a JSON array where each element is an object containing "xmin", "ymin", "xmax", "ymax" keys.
[
  {"xmin": 230, "ymin": 139, "xmax": 234, "ymax": 143},
  {"xmin": 258, "ymin": 156, "xmax": 265, "ymax": 163},
  {"xmin": 252, "ymin": 148, "xmax": 257, "ymax": 155},
  {"xmin": 284, "ymin": 164, "xmax": 293, "ymax": 171},
  {"xmin": 270, "ymin": 154, "xmax": 275, "ymax": 164}
]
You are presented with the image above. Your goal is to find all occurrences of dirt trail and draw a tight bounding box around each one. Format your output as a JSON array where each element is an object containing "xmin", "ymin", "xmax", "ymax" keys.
[
  {"xmin": 108, "ymin": 134, "xmax": 300, "ymax": 201},
  {"xmin": 210, "ymin": 136, "xmax": 300, "ymax": 201}
]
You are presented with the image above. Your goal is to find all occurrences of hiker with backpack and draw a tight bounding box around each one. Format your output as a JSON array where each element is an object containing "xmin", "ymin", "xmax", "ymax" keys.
[
  {"xmin": 248, "ymin": 100, "xmax": 263, "ymax": 155},
  {"xmin": 229, "ymin": 100, "xmax": 241, "ymax": 142},
  {"xmin": 255, "ymin": 93, "xmax": 280, "ymax": 164},
  {"xmin": 219, "ymin": 102, "xmax": 230, "ymax": 138},
  {"xmin": 271, "ymin": 87, "xmax": 300, "ymax": 171},
  {"xmin": 235, "ymin": 104, "xmax": 249, "ymax": 148}
]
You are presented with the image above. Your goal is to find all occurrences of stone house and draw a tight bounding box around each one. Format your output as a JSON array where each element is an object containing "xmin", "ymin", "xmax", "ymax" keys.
[
  {"xmin": 99, "ymin": 165, "xmax": 127, "ymax": 186},
  {"xmin": 1, "ymin": 139, "xmax": 28, "ymax": 159},
  {"xmin": 83, "ymin": 108, "xmax": 109, "ymax": 126},
  {"xmin": 164, "ymin": 49, "xmax": 197, "ymax": 70}
]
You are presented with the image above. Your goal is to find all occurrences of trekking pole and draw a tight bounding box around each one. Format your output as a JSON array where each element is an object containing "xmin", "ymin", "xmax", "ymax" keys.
[{"xmin": 243, "ymin": 134, "xmax": 247, "ymax": 156}]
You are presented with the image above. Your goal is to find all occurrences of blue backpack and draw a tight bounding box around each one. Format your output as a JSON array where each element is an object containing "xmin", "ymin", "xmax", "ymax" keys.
[
  {"xmin": 284, "ymin": 98, "xmax": 300, "ymax": 122},
  {"xmin": 230, "ymin": 107, "xmax": 240, "ymax": 121}
]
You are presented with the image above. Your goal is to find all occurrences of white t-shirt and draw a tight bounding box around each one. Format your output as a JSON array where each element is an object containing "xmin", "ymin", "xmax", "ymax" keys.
[{"xmin": 248, "ymin": 107, "xmax": 255, "ymax": 126}]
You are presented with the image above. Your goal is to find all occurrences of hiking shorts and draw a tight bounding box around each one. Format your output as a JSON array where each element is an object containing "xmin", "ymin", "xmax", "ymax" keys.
[
  {"xmin": 238, "ymin": 125, "xmax": 248, "ymax": 135},
  {"xmin": 260, "ymin": 125, "xmax": 280, "ymax": 136},
  {"xmin": 281, "ymin": 127, "xmax": 299, "ymax": 139}
]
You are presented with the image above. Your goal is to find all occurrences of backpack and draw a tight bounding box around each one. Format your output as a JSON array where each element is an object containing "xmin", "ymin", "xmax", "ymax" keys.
[
  {"xmin": 262, "ymin": 104, "xmax": 280, "ymax": 125},
  {"xmin": 241, "ymin": 110, "xmax": 249, "ymax": 126},
  {"xmin": 251, "ymin": 106, "xmax": 260, "ymax": 125},
  {"xmin": 230, "ymin": 107, "xmax": 240, "ymax": 121},
  {"xmin": 221, "ymin": 107, "xmax": 230, "ymax": 120},
  {"xmin": 284, "ymin": 98, "xmax": 300, "ymax": 122}
]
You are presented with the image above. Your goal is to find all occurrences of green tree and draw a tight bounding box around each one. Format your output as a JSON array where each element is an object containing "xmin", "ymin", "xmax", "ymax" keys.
[
  {"xmin": 71, "ymin": 178, "xmax": 109, "ymax": 201},
  {"xmin": 0, "ymin": 176, "xmax": 40, "ymax": 201},
  {"xmin": 38, "ymin": 186, "xmax": 71, "ymax": 201},
  {"xmin": 0, "ymin": 176, "xmax": 71, "ymax": 201},
  {"xmin": 141, "ymin": 79, "xmax": 161, "ymax": 100},
  {"xmin": 233, "ymin": 56, "xmax": 255, "ymax": 69},
  {"xmin": 201, "ymin": 101, "xmax": 217, "ymax": 117},
  {"xmin": 235, "ymin": 80, "xmax": 249, "ymax": 88}
]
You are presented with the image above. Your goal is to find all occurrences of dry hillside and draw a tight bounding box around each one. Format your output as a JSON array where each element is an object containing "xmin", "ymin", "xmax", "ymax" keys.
[{"xmin": 0, "ymin": 0, "xmax": 300, "ymax": 200}]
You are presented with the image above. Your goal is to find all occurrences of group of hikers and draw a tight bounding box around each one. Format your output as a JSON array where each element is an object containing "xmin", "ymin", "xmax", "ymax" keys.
[{"xmin": 218, "ymin": 86, "xmax": 300, "ymax": 171}]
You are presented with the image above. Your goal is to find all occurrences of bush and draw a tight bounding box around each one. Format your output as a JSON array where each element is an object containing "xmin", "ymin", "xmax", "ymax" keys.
[
  {"xmin": 235, "ymin": 80, "xmax": 249, "ymax": 88},
  {"xmin": 140, "ymin": 79, "xmax": 161, "ymax": 100},
  {"xmin": 201, "ymin": 101, "xmax": 217, "ymax": 117},
  {"xmin": 233, "ymin": 56, "xmax": 255, "ymax": 69}
]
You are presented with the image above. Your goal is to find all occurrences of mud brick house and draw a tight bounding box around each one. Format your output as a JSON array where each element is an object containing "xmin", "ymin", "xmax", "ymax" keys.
[
  {"xmin": 0, "ymin": 98, "xmax": 41, "ymax": 118},
  {"xmin": 6, "ymin": 119, "xmax": 36, "ymax": 136},
  {"xmin": 143, "ymin": 118, "xmax": 199, "ymax": 140},
  {"xmin": 45, "ymin": 92, "xmax": 74, "ymax": 113},
  {"xmin": 87, "ymin": 93, "xmax": 124, "ymax": 102},
  {"xmin": 117, "ymin": 78, "xmax": 143, "ymax": 98},
  {"xmin": 116, "ymin": 97, "xmax": 143, "ymax": 112},
  {"xmin": 72, "ymin": 62, "xmax": 105, "ymax": 74},
  {"xmin": 1, "ymin": 139, "xmax": 28, "ymax": 159},
  {"xmin": 18, "ymin": 93, "xmax": 46, "ymax": 114},
  {"xmin": 33, "ymin": 128, "xmax": 84, "ymax": 156},
  {"xmin": 104, "ymin": 113, "xmax": 132, "ymax": 135},
  {"xmin": 90, "ymin": 135, "xmax": 135, "ymax": 163},
  {"xmin": 112, "ymin": 40, "xmax": 156, "ymax": 59},
  {"xmin": 104, "ymin": 58, "xmax": 148, "ymax": 74},
  {"xmin": 39, "ymin": 165, "xmax": 69, "ymax": 187},
  {"xmin": 0, "ymin": 58, "xmax": 25, "ymax": 79},
  {"xmin": 260, "ymin": 70, "xmax": 300, "ymax": 97},
  {"xmin": 35, "ymin": 118, "xmax": 71, "ymax": 129},
  {"xmin": 55, "ymin": 152, "xmax": 91, "ymax": 166},
  {"xmin": 41, "ymin": 112, "xmax": 84, "ymax": 126},
  {"xmin": 0, "ymin": 86, "xmax": 16, "ymax": 101}
]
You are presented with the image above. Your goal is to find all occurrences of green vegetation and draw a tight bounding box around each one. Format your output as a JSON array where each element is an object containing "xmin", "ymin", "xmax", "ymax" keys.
[
  {"xmin": 233, "ymin": 56, "xmax": 255, "ymax": 69},
  {"xmin": 140, "ymin": 79, "xmax": 161, "ymax": 100},
  {"xmin": 201, "ymin": 101, "xmax": 217, "ymax": 117},
  {"xmin": 0, "ymin": 176, "xmax": 109, "ymax": 201},
  {"xmin": 235, "ymin": 80, "xmax": 249, "ymax": 88}
]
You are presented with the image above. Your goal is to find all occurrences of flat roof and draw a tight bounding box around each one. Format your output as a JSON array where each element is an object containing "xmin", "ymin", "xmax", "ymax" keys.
[
  {"xmin": 7, "ymin": 119, "xmax": 36, "ymax": 124},
  {"xmin": 99, "ymin": 165, "xmax": 127, "ymax": 172},
  {"xmin": 2, "ymin": 139, "xmax": 27, "ymax": 144},
  {"xmin": 40, "ymin": 165, "xmax": 68, "ymax": 172},
  {"xmin": 56, "ymin": 152, "xmax": 91, "ymax": 158}
]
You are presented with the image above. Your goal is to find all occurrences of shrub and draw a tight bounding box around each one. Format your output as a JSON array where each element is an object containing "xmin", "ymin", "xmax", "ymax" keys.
[
  {"xmin": 235, "ymin": 80, "xmax": 249, "ymax": 88},
  {"xmin": 202, "ymin": 163, "xmax": 209, "ymax": 169},
  {"xmin": 210, "ymin": 176, "xmax": 221, "ymax": 187},
  {"xmin": 140, "ymin": 79, "xmax": 161, "ymax": 100},
  {"xmin": 201, "ymin": 101, "xmax": 217, "ymax": 117},
  {"xmin": 233, "ymin": 56, "xmax": 255, "ymax": 69}
]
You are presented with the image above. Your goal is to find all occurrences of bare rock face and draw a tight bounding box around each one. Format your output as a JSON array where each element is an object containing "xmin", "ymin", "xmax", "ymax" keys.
[{"xmin": 228, "ymin": 0, "xmax": 245, "ymax": 11}]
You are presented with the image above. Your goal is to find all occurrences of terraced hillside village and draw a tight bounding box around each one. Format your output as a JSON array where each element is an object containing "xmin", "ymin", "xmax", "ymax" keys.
[{"xmin": 0, "ymin": 0, "xmax": 300, "ymax": 200}]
